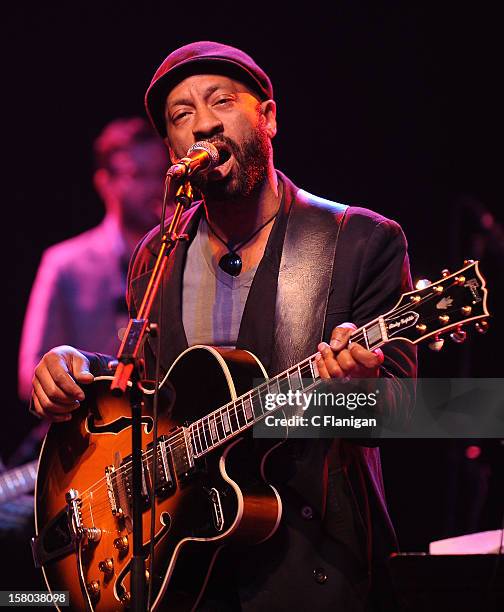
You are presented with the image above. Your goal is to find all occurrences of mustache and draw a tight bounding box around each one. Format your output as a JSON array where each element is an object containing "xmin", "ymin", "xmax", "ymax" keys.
[{"xmin": 205, "ymin": 135, "xmax": 242, "ymax": 161}]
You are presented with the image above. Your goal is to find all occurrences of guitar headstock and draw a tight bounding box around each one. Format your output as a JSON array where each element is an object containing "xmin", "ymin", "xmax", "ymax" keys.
[{"xmin": 383, "ymin": 260, "xmax": 490, "ymax": 349}]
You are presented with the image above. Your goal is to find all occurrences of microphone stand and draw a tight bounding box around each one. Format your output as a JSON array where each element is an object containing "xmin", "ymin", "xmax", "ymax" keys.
[{"xmin": 110, "ymin": 174, "xmax": 194, "ymax": 612}]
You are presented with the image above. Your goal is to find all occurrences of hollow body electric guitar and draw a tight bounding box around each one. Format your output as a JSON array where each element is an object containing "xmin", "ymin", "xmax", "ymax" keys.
[{"xmin": 33, "ymin": 261, "xmax": 490, "ymax": 611}]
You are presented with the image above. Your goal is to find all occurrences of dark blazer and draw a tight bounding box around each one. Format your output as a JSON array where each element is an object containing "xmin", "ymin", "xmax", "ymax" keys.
[{"xmin": 92, "ymin": 171, "xmax": 416, "ymax": 611}]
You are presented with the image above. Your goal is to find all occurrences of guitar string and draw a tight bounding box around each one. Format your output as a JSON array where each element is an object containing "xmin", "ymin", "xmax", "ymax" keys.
[
  {"xmin": 78, "ymin": 280, "xmax": 468, "ymax": 509},
  {"xmin": 79, "ymin": 374, "xmax": 330, "ymax": 520}
]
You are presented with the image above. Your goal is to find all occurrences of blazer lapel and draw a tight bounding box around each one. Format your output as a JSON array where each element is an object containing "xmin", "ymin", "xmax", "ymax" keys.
[{"xmin": 235, "ymin": 171, "xmax": 294, "ymax": 374}]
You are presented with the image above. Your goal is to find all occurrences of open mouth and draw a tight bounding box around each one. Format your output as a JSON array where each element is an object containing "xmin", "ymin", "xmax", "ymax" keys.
[
  {"xmin": 208, "ymin": 143, "xmax": 234, "ymax": 179},
  {"xmin": 214, "ymin": 143, "xmax": 232, "ymax": 167}
]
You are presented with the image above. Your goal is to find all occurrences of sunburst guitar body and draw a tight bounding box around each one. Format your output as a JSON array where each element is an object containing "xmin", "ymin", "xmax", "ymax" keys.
[{"xmin": 34, "ymin": 347, "xmax": 283, "ymax": 611}]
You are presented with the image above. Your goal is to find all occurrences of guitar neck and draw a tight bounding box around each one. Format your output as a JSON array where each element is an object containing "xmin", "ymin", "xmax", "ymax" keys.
[
  {"xmin": 175, "ymin": 261, "xmax": 489, "ymax": 459},
  {"xmin": 185, "ymin": 319, "xmax": 383, "ymax": 458},
  {"xmin": 0, "ymin": 459, "xmax": 38, "ymax": 504}
]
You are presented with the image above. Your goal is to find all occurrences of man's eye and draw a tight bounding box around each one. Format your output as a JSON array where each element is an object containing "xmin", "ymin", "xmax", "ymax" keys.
[
  {"xmin": 173, "ymin": 111, "xmax": 189, "ymax": 122},
  {"xmin": 215, "ymin": 98, "xmax": 232, "ymax": 106}
]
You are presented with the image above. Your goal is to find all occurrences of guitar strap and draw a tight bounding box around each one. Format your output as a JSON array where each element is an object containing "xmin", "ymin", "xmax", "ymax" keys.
[{"xmin": 270, "ymin": 189, "xmax": 348, "ymax": 374}]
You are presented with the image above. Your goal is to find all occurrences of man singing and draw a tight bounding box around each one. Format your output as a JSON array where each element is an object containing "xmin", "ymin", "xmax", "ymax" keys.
[{"xmin": 31, "ymin": 42, "xmax": 417, "ymax": 611}]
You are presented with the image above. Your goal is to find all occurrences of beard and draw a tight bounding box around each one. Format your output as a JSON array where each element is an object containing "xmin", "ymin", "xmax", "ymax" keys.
[{"xmin": 191, "ymin": 121, "xmax": 271, "ymax": 201}]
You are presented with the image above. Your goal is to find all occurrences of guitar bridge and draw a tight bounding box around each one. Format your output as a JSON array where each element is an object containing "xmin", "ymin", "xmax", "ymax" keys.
[{"xmin": 31, "ymin": 488, "xmax": 101, "ymax": 568}]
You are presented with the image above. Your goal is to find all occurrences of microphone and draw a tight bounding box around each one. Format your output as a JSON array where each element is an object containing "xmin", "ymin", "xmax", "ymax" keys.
[{"xmin": 167, "ymin": 141, "xmax": 220, "ymax": 179}]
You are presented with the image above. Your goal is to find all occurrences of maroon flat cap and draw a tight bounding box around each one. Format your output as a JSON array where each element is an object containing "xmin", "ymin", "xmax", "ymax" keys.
[{"xmin": 145, "ymin": 41, "xmax": 273, "ymax": 137}]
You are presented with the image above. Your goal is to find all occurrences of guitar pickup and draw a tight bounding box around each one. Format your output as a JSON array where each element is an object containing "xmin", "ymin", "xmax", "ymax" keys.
[
  {"xmin": 171, "ymin": 427, "xmax": 195, "ymax": 477},
  {"xmin": 121, "ymin": 454, "xmax": 151, "ymax": 511},
  {"xmin": 105, "ymin": 465, "xmax": 124, "ymax": 517},
  {"xmin": 147, "ymin": 436, "xmax": 175, "ymax": 498}
]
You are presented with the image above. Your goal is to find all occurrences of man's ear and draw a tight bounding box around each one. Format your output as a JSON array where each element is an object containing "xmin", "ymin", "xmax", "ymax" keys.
[{"xmin": 260, "ymin": 99, "xmax": 277, "ymax": 139}]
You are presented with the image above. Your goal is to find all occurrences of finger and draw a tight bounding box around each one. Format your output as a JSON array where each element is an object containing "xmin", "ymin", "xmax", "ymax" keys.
[
  {"xmin": 31, "ymin": 389, "xmax": 72, "ymax": 422},
  {"xmin": 70, "ymin": 352, "xmax": 94, "ymax": 385},
  {"xmin": 330, "ymin": 323, "xmax": 357, "ymax": 352},
  {"xmin": 33, "ymin": 376, "xmax": 80, "ymax": 415},
  {"xmin": 35, "ymin": 364, "xmax": 84, "ymax": 405},
  {"xmin": 318, "ymin": 342, "xmax": 345, "ymax": 378},
  {"xmin": 45, "ymin": 354, "xmax": 86, "ymax": 400},
  {"xmin": 335, "ymin": 348, "xmax": 357, "ymax": 374},
  {"xmin": 31, "ymin": 393, "xmax": 44, "ymax": 419},
  {"xmin": 349, "ymin": 344, "xmax": 385, "ymax": 369},
  {"xmin": 315, "ymin": 353, "xmax": 330, "ymax": 379}
]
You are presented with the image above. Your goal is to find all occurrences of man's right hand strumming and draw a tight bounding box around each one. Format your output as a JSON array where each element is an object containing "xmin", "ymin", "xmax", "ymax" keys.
[{"xmin": 31, "ymin": 346, "xmax": 95, "ymax": 422}]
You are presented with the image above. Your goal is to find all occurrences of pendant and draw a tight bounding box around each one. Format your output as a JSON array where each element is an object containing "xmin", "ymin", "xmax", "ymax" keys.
[{"xmin": 219, "ymin": 252, "xmax": 242, "ymax": 276}]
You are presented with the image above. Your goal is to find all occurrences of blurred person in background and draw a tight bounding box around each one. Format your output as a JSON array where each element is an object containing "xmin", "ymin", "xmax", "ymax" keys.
[{"xmin": 18, "ymin": 116, "xmax": 169, "ymax": 402}]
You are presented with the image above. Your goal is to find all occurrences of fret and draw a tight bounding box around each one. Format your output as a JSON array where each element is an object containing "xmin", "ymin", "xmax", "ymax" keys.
[
  {"xmin": 222, "ymin": 408, "xmax": 231, "ymax": 434},
  {"xmin": 288, "ymin": 368, "xmax": 302, "ymax": 391},
  {"xmin": 209, "ymin": 415, "xmax": 218, "ymax": 443},
  {"xmin": 235, "ymin": 400, "xmax": 247, "ymax": 429},
  {"xmin": 250, "ymin": 389, "xmax": 264, "ymax": 418},
  {"xmin": 195, "ymin": 423, "xmax": 204, "ymax": 454},
  {"xmin": 214, "ymin": 413, "xmax": 221, "ymax": 440},
  {"xmin": 191, "ymin": 427, "xmax": 201, "ymax": 455},
  {"xmin": 229, "ymin": 403, "xmax": 240, "ymax": 432},
  {"xmin": 202, "ymin": 417, "xmax": 213, "ymax": 447},
  {"xmin": 361, "ymin": 327, "xmax": 370, "ymax": 350},
  {"xmin": 215, "ymin": 409, "xmax": 226, "ymax": 439},
  {"xmin": 193, "ymin": 422, "xmax": 201, "ymax": 454},
  {"xmin": 309, "ymin": 358, "xmax": 315, "ymax": 381},
  {"xmin": 365, "ymin": 321, "xmax": 382, "ymax": 348},
  {"xmin": 267, "ymin": 378, "xmax": 280, "ymax": 396},
  {"xmin": 242, "ymin": 395, "xmax": 254, "ymax": 421},
  {"xmin": 257, "ymin": 384, "xmax": 269, "ymax": 411},
  {"xmin": 199, "ymin": 420, "xmax": 209, "ymax": 451},
  {"xmin": 297, "ymin": 364, "xmax": 304, "ymax": 389},
  {"xmin": 311, "ymin": 357, "xmax": 319, "ymax": 380},
  {"xmin": 299, "ymin": 361, "xmax": 313, "ymax": 387},
  {"xmin": 16, "ymin": 471, "xmax": 26, "ymax": 487},
  {"xmin": 278, "ymin": 373, "xmax": 290, "ymax": 394}
]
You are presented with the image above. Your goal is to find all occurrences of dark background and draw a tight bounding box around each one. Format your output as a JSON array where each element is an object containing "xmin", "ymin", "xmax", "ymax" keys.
[{"xmin": 4, "ymin": 2, "xmax": 502, "ymax": 551}]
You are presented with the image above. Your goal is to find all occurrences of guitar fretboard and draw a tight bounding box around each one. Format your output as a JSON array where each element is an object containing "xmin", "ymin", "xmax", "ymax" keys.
[{"xmin": 177, "ymin": 316, "xmax": 388, "ymax": 458}]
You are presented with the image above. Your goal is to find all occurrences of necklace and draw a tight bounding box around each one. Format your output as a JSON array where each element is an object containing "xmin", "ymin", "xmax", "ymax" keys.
[{"xmin": 205, "ymin": 209, "xmax": 279, "ymax": 276}]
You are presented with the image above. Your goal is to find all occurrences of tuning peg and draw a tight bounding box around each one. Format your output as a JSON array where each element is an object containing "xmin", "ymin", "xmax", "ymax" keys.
[
  {"xmin": 463, "ymin": 259, "xmax": 475, "ymax": 266},
  {"xmin": 450, "ymin": 327, "xmax": 467, "ymax": 343},
  {"xmin": 428, "ymin": 336, "xmax": 445, "ymax": 351},
  {"xmin": 475, "ymin": 320, "xmax": 489, "ymax": 334},
  {"xmin": 415, "ymin": 279, "xmax": 431, "ymax": 290},
  {"xmin": 441, "ymin": 269, "xmax": 450, "ymax": 278}
]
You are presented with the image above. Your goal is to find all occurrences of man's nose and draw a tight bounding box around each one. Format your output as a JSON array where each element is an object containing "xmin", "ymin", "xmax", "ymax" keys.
[{"xmin": 192, "ymin": 106, "xmax": 224, "ymax": 142}]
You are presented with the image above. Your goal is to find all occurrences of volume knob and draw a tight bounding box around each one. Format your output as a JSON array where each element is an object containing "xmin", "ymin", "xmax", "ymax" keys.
[
  {"xmin": 99, "ymin": 557, "xmax": 114, "ymax": 575},
  {"xmin": 87, "ymin": 580, "xmax": 100, "ymax": 598},
  {"xmin": 114, "ymin": 535, "xmax": 129, "ymax": 552}
]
